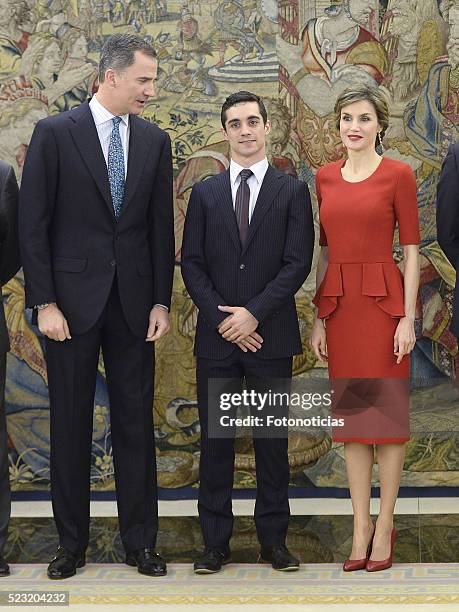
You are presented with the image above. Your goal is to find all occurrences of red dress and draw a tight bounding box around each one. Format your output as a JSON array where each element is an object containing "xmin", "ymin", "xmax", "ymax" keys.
[{"xmin": 313, "ymin": 157, "xmax": 421, "ymax": 444}]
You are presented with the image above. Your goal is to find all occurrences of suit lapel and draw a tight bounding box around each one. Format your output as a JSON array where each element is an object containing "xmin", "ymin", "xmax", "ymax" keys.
[
  {"xmin": 68, "ymin": 102, "xmax": 114, "ymax": 218},
  {"xmin": 122, "ymin": 114, "xmax": 150, "ymax": 212},
  {"xmin": 211, "ymin": 170, "xmax": 241, "ymax": 252},
  {"xmin": 243, "ymin": 165, "xmax": 284, "ymax": 253}
]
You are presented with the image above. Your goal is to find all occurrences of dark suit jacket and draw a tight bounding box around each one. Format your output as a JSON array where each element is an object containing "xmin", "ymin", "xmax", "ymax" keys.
[
  {"xmin": 181, "ymin": 165, "xmax": 314, "ymax": 360},
  {"xmin": 0, "ymin": 162, "xmax": 20, "ymax": 354},
  {"xmin": 437, "ymin": 143, "xmax": 459, "ymax": 337},
  {"xmin": 19, "ymin": 101, "xmax": 175, "ymax": 339}
]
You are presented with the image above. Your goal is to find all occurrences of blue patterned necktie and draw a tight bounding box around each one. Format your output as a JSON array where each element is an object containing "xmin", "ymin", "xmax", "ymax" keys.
[{"xmin": 108, "ymin": 116, "xmax": 125, "ymax": 220}]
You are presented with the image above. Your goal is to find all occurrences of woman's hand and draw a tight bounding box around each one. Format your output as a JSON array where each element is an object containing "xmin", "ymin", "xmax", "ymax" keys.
[
  {"xmin": 310, "ymin": 318, "xmax": 328, "ymax": 362},
  {"xmin": 394, "ymin": 316, "xmax": 416, "ymax": 364}
]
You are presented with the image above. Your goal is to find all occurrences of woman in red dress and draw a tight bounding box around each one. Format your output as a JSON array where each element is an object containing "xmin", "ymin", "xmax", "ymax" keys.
[{"xmin": 311, "ymin": 85, "xmax": 420, "ymax": 572}]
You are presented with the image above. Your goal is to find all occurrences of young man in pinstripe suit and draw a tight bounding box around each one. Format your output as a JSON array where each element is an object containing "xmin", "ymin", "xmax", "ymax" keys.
[{"xmin": 181, "ymin": 91, "xmax": 314, "ymax": 573}]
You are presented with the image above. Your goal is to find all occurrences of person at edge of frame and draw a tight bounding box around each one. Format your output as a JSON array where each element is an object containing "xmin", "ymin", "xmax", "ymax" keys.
[
  {"xmin": 0, "ymin": 160, "xmax": 21, "ymax": 577},
  {"xmin": 437, "ymin": 141, "xmax": 459, "ymax": 341}
]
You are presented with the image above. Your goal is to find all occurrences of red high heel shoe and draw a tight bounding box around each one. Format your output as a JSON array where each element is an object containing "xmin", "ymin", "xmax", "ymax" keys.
[
  {"xmin": 366, "ymin": 528, "xmax": 397, "ymax": 572},
  {"xmin": 343, "ymin": 525, "xmax": 375, "ymax": 572}
]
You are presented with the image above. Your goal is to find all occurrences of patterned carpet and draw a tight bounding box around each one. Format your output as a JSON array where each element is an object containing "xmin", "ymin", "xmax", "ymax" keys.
[{"xmin": 1, "ymin": 564, "xmax": 459, "ymax": 605}]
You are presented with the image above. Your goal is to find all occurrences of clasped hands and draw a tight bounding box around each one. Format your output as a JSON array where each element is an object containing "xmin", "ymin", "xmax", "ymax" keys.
[{"xmin": 217, "ymin": 305, "xmax": 262, "ymax": 353}]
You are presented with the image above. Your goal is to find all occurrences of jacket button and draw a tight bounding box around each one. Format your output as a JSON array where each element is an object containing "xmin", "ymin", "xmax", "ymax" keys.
[
  {"xmin": 239, "ymin": 264, "xmax": 245, "ymax": 270},
  {"xmin": 110, "ymin": 259, "xmax": 116, "ymax": 267}
]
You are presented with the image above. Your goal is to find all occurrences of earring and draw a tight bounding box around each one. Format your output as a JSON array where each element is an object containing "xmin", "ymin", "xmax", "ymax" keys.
[{"xmin": 377, "ymin": 131, "xmax": 383, "ymax": 149}]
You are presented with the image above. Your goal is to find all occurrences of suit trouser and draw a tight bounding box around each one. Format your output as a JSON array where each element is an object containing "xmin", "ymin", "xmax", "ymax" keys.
[
  {"xmin": 45, "ymin": 279, "xmax": 157, "ymax": 555},
  {"xmin": 196, "ymin": 351, "xmax": 292, "ymax": 552},
  {"xmin": 0, "ymin": 354, "xmax": 10, "ymax": 555}
]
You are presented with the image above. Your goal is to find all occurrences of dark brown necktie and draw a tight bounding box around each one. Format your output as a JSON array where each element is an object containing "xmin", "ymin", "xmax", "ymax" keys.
[{"xmin": 235, "ymin": 168, "xmax": 253, "ymax": 246}]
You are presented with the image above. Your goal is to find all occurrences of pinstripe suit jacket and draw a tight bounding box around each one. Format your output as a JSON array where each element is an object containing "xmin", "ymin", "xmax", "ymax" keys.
[
  {"xmin": 181, "ymin": 164, "xmax": 314, "ymax": 360},
  {"xmin": 19, "ymin": 102, "xmax": 174, "ymax": 339},
  {"xmin": 437, "ymin": 143, "xmax": 459, "ymax": 337},
  {"xmin": 0, "ymin": 161, "xmax": 20, "ymax": 354}
]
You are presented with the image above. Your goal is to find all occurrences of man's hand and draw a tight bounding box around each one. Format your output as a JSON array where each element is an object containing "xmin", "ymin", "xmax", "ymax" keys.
[
  {"xmin": 217, "ymin": 305, "xmax": 259, "ymax": 342},
  {"xmin": 37, "ymin": 304, "xmax": 71, "ymax": 342},
  {"xmin": 235, "ymin": 331, "xmax": 264, "ymax": 353},
  {"xmin": 146, "ymin": 306, "xmax": 170, "ymax": 341}
]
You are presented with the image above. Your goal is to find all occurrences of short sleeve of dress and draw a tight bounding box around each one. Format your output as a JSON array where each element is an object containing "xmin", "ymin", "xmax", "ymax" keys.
[
  {"xmin": 316, "ymin": 170, "xmax": 327, "ymax": 246},
  {"xmin": 394, "ymin": 163, "xmax": 421, "ymax": 245}
]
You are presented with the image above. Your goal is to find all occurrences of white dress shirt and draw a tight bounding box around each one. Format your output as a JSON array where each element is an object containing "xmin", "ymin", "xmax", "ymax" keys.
[
  {"xmin": 89, "ymin": 95, "xmax": 129, "ymax": 179},
  {"xmin": 229, "ymin": 157, "xmax": 269, "ymax": 222}
]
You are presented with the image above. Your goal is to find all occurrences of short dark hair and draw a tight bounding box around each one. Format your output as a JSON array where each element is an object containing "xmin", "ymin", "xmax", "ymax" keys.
[
  {"xmin": 98, "ymin": 33, "xmax": 157, "ymax": 82},
  {"xmin": 221, "ymin": 91, "xmax": 268, "ymax": 128}
]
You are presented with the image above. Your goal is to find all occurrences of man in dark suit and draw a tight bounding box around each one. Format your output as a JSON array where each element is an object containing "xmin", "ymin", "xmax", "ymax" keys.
[
  {"xmin": 19, "ymin": 34, "xmax": 174, "ymax": 579},
  {"xmin": 181, "ymin": 91, "xmax": 314, "ymax": 573},
  {"xmin": 437, "ymin": 143, "xmax": 459, "ymax": 338},
  {"xmin": 0, "ymin": 162, "xmax": 21, "ymax": 577}
]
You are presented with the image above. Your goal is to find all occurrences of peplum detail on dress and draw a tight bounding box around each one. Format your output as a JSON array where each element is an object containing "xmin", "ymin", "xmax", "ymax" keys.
[
  {"xmin": 312, "ymin": 262, "xmax": 343, "ymax": 319},
  {"xmin": 313, "ymin": 261, "xmax": 405, "ymax": 320}
]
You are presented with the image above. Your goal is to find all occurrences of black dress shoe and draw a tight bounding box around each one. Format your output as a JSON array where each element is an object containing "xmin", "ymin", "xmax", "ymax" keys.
[
  {"xmin": 194, "ymin": 549, "xmax": 230, "ymax": 574},
  {"xmin": 0, "ymin": 555, "xmax": 10, "ymax": 577},
  {"xmin": 125, "ymin": 548, "xmax": 167, "ymax": 576},
  {"xmin": 260, "ymin": 545, "xmax": 300, "ymax": 571},
  {"xmin": 47, "ymin": 547, "xmax": 85, "ymax": 580}
]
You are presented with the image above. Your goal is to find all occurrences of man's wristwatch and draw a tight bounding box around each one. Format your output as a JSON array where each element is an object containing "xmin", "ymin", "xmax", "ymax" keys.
[{"xmin": 35, "ymin": 303, "xmax": 53, "ymax": 310}]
